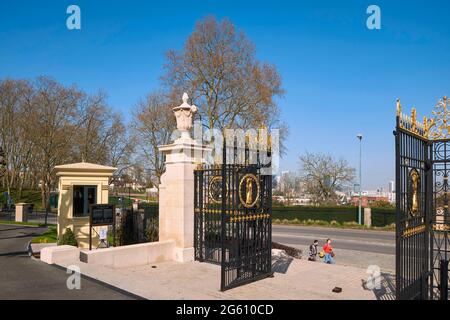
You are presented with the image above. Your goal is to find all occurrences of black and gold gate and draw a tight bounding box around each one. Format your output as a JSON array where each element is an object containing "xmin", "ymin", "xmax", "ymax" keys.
[
  {"xmin": 395, "ymin": 97, "xmax": 450, "ymax": 300},
  {"xmin": 194, "ymin": 137, "xmax": 273, "ymax": 291}
]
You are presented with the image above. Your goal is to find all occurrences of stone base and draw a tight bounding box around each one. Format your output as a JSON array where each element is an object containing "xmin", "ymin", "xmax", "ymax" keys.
[
  {"xmin": 174, "ymin": 247, "xmax": 194, "ymax": 262},
  {"xmin": 40, "ymin": 245, "xmax": 80, "ymax": 264},
  {"xmin": 79, "ymin": 240, "xmax": 176, "ymax": 268}
]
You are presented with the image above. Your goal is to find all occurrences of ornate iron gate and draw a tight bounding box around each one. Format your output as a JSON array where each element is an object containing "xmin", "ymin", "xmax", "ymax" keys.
[
  {"xmin": 395, "ymin": 109, "xmax": 430, "ymax": 300},
  {"xmin": 430, "ymin": 140, "xmax": 450, "ymax": 300},
  {"xmin": 395, "ymin": 97, "xmax": 450, "ymax": 300},
  {"xmin": 194, "ymin": 138, "xmax": 273, "ymax": 291}
]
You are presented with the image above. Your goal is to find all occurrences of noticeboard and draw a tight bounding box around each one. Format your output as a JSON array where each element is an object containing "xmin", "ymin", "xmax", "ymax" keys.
[{"xmin": 89, "ymin": 204, "xmax": 115, "ymax": 226}]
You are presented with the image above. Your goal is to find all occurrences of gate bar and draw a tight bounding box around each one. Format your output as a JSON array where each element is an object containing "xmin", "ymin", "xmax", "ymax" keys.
[{"xmin": 440, "ymin": 259, "xmax": 449, "ymax": 300}]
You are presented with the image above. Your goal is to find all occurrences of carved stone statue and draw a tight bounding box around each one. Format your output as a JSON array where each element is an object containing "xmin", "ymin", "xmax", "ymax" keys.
[{"xmin": 173, "ymin": 93, "xmax": 198, "ymax": 141}]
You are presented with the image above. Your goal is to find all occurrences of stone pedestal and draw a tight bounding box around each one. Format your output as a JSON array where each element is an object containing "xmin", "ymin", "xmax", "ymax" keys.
[
  {"xmin": 158, "ymin": 139, "xmax": 210, "ymax": 262},
  {"xmin": 15, "ymin": 203, "xmax": 30, "ymax": 222},
  {"xmin": 364, "ymin": 208, "xmax": 372, "ymax": 227}
]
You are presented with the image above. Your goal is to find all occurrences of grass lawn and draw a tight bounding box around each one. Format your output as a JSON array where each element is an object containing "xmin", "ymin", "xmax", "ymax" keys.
[{"xmin": 31, "ymin": 225, "xmax": 57, "ymax": 243}]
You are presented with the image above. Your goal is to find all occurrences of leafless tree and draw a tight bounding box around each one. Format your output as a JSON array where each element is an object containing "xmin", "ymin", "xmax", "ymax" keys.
[
  {"xmin": 0, "ymin": 76, "xmax": 135, "ymax": 222},
  {"xmin": 108, "ymin": 114, "xmax": 135, "ymax": 185},
  {"xmin": 131, "ymin": 92, "xmax": 175, "ymax": 189},
  {"xmin": 0, "ymin": 79, "xmax": 35, "ymax": 196},
  {"xmin": 163, "ymin": 16, "xmax": 286, "ymax": 136},
  {"xmin": 299, "ymin": 152, "xmax": 355, "ymax": 205},
  {"xmin": 23, "ymin": 77, "xmax": 81, "ymax": 224}
]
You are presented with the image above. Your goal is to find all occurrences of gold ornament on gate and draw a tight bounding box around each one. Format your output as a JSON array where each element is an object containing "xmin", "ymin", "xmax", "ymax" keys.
[
  {"xmin": 238, "ymin": 174, "xmax": 260, "ymax": 208},
  {"xmin": 396, "ymin": 96, "xmax": 450, "ymax": 140},
  {"xmin": 208, "ymin": 176, "xmax": 226, "ymax": 204},
  {"xmin": 409, "ymin": 169, "xmax": 420, "ymax": 217}
]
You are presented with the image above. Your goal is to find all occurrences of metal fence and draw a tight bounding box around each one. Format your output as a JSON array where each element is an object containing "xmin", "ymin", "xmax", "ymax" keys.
[
  {"xmin": 114, "ymin": 206, "xmax": 158, "ymax": 246},
  {"xmin": 0, "ymin": 209, "xmax": 57, "ymax": 225}
]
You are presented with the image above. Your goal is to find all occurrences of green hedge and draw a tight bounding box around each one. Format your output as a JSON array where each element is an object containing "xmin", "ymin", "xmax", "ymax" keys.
[
  {"xmin": 272, "ymin": 206, "xmax": 394, "ymax": 227},
  {"xmin": 111, "ymin": 202, "xmax": 395, "ymax": 227},
  {"xmin": 371, "ymin": 207, "xmax": 396, "ymax": 227}
]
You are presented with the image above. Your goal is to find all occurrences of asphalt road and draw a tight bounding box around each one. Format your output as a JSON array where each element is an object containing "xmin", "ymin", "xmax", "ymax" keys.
[
  {"xmin": 272, "ymin": 225, "xmax": 395, "ymax": 271},
  {"xmin": 0, "ymin": 224, "xmax": 140, "ymax": 300},
  {"xmin": 272, "ymin": 225, "xmax": 395, "ymax": 255}
]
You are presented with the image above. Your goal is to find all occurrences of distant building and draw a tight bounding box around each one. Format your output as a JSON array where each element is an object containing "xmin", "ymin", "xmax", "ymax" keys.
[
  {"xmin": 272, "ymin": 195, "xmax": 311, "ymax": 206},
  {"xmin": 350, "ymin": 181, "xmax": 396, "ymax": 206},
  {"xmin": 389, "ymin": 181, "xmax": 395, "ymax": 193}
]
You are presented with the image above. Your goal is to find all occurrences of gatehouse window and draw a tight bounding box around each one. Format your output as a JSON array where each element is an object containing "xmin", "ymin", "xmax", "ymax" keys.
[{"xmin": 73, "ymin": 185, "xmax": 97, "ymax": 217}]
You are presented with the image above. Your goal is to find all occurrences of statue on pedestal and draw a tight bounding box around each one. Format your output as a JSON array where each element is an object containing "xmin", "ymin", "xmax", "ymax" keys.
[{"xmin": 172, "ymin": 93, "xmax": 198, "ymax": 142}]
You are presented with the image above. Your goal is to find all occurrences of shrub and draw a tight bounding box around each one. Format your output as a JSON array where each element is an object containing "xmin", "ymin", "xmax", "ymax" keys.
[
  {"xmin": 330, "ymin": 220, "xmax": 340, "ymax": 226},
  {"xmin": 58, "ymin": 227, "xmax": 78, "ymax": 247},
  {"xmin": 314, "ymin": 220, "xmax": 329, "ymax": 226},
  {"xmin": 145, "ymin": 218, "xmax": 159, "ymax": 242}
]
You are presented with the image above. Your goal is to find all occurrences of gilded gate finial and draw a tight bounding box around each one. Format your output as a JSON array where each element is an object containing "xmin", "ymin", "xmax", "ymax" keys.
[
  {"xmin": 397, "ymin": 96, "xmax": 450, "ymax": 139},
  {"xmin": 411, "ymin": 108, "xmax": 417, "ymax": 133},
  {"xmin": 396, "ymin": 99, "xmax": 402, "ymax": 117}
]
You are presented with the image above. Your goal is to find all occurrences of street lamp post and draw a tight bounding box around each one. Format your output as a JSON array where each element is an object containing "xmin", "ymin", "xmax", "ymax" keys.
[{"xmin": 357, "ymin": 134, "xmax": 363, "ymax": 225}]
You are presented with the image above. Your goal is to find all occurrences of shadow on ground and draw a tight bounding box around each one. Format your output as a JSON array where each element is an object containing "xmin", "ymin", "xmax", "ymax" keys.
[{"xmin": 272, "ymin": 255, "xmax": 294, "ymax": 274}]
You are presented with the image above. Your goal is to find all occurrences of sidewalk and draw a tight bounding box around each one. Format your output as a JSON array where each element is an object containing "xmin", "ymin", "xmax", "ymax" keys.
[{"xmin": 57, "ymin": 255, "xmax": 395, "ymax": 300}]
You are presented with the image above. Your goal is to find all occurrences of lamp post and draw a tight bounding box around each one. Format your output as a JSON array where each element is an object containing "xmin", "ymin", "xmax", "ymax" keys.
[
  {"xmin": 127, "ymin": 182, "xmax": 132, "ymax": 214},
  {"xmin": 357, "ymin": 134, "xmax": 363, "ymax": 225}
]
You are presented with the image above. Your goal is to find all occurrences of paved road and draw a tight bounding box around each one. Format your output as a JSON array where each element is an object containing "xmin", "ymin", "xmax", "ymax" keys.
[
  {"xmin": 0, "ymin": 224, "xmax": 139, "ymax": 300},
  {"xmin": 272, "ymin": 225, "xmax": 395, "ymax": 272}
]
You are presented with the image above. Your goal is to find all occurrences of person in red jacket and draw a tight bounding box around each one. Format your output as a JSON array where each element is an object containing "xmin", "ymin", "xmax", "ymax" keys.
[{"xmin": 323, "ymin": 238, "xmax": 335, "ymax": 264}]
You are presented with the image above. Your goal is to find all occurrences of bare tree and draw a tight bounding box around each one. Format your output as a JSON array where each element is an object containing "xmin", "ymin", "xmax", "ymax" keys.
[
  {"xmin": 24, "ymin": 77, "xmax": 81, "ymax": 224},
  {"xmin": 163, "ymin": 16, "xmax": 285, "ymax": 134},
  {"xmin": 299, "ymin": 152, "xmax": 355, "ymax": 205},
  {"xmin": 0, "ymin": 79, "xmax": 35, "ymax": 196},
  {"xmin": 108, "ymin": 113, "xmax": 135, "ymax": 185},
  {"xmin": 0, "ymin": 76, "xmax": 135, "ymax": 222},
  {"xmin": 131, "ymin": 92, "xmax": 175, "ymax": 189}
]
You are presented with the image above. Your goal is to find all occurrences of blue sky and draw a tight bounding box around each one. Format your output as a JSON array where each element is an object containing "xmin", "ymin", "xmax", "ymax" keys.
[{"xmin": 1, "ymin": 0, "xmax": 450, "ymax": 189}]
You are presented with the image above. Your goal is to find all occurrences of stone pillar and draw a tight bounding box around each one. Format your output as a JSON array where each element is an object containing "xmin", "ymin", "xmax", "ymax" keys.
[
  {"xmin": 15, "ymin": 203, "xmax": 29, "ymax": 222},
  {"xmin": 364, "ymin": 207, "xmax": 372, "ymax": 227},
  {"xmin": 158, "ymin": 93, "xmax": 210, "ymax": 262}
]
